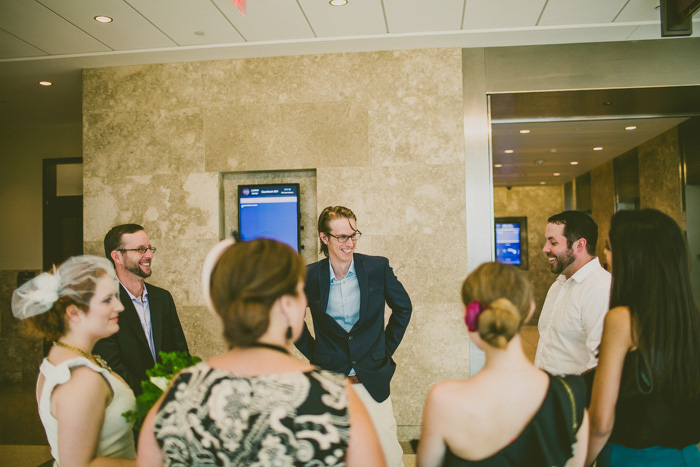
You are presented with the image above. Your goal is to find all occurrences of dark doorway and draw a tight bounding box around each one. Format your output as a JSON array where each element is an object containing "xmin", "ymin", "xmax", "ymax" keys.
[{"xmin": 43, "ymin": 158, "xmax": 83, "ymax": 271}]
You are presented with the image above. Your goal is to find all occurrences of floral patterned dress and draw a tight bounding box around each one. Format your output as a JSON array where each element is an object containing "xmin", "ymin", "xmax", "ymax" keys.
[{"xmin": 154, "ymin": 362, "xmax": 350, "ymax": 466}]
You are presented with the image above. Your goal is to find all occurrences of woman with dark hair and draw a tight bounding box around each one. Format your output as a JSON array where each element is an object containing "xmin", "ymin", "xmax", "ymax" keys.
[
  {"xmin": 12, "ymin": 256, "xmax": 136, "ymax": 466},
  {"xmin": 138, "ymin": 238, "xmax": 383, "ymax": 466},
  {"xmin": 418, "ymin": 262, "xmax": 588, "ymax": 466},
  {"xmin": 587, "ymin": 209, "xmax": 700, "ymax": 465}
]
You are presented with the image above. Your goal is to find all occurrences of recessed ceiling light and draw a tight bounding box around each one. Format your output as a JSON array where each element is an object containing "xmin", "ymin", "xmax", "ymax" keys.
[
  {"xmin": 625, "ymin": 126, "xmax": 637, "ymax": 130},
  {"xmin": 539, "ymin": 181, "xmax": 546, "ymax": 185},
  {"xmin": 519, "ymin": 129, "xmax": 530, "ymax": 134},
  {"xmin": 39, "ymin": 81, "xmax": 52, "ymax": 86},
  {"xmin": 94, "ymin": 15, "xmax": 113, "ymax": 23},
  {"xmin": 593, "ymin": 147, "xmax": 603, "ymax": 151},
  {"xmin": 570, "ymin": 161, "xmax": 579, "ymax": 165},
  {"xmin": 553, "ymin": 172, "xmax": 561, "ymax": 176},
  {"xmin": 194, "ymin": 31, "xmax": 205, "ymax": 36},
  {"xmin": 550, "ymin": 148, "xmax": 558, "ymax": 153},
  {"xmin": 494, "ymin": 164, "xmax": 503, "ymax": 168},
  {"xmin": 603, "ymin": 101, "xmax": 612, "ymax": 106},
  {"xmin": 329, "ymin": 0, "xmax": 347, "ymax": 5},
  {"xmin": 504, "ymin": 149, "xmax": 514, "ymax": 154}
]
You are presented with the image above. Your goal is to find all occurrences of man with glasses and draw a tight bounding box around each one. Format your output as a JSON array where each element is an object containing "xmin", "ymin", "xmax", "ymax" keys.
[
  {"xmin": 94, "ymin": 224, "xmax": 189, "ymax": 396},
  {"xmin": 296, "ymin": 206, "xmax": 412, "ymax": 466}
]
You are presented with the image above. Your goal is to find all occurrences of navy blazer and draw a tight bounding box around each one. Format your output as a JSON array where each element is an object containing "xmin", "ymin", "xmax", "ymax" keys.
[
  {"xmin": 93, "ymin": 283, "xmax": 189, "ymax": 396},
  {"xmin": 295, "ymin": 253, "xmax": 412, "ymax": 402}
]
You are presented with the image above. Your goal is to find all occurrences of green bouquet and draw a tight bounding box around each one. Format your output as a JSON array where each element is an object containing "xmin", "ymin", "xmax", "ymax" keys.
[{"xmin": 122, "ymin": 350, "xmax": 202, "ymax": 431}]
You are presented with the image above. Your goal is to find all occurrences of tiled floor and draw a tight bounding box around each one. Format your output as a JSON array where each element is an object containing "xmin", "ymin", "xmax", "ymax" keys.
[{"xmin": 0, "ymin": 327, "xmax": 541, "ymax": 465}]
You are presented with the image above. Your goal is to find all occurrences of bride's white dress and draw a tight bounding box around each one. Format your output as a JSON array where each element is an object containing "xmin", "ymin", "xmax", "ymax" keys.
[{"xmin": 37, "ymin": 356, "xmax": 136, "ymax": 466}]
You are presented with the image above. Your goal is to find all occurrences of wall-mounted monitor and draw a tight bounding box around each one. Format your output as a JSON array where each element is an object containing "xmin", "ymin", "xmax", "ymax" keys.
[
  {"xmin": 494, "ymin": 216, "xmax": 528, "ymax": 269},
  {"xmin": 238, "ymin": 184, "xmax": 300, "ymax": 252}
]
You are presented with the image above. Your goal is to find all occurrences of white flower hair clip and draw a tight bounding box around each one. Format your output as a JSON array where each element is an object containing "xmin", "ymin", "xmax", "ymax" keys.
[{"xmin": 12, "ymin": 270, "xmax": 61, "ymax": 319}]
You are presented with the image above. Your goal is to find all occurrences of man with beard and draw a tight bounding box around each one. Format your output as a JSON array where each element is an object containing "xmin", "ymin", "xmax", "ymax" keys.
[
  {"xmin": 94, "ymin": 224, "xmax": 189, "ymax": 395},
  {"xmin": 534, "ymin": 211, "xmax": 611, "ymax": 375}
]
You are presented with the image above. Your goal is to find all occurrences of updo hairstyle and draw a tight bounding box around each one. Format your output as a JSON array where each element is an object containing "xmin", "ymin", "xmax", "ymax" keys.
[
  {"xmin": 209, "ymin": 239, "xmax": 306, "ymax": 347},
  {"xmin": 24, "ymin": 295, "xmax": 88, "ymax": 342},
  {"xmin": 13, "ymin": 256, "xmax": 118, "ymax": 342},
  {"xmin": 461, "ymin": 262, "xmax": 534, "ymax": 349}
]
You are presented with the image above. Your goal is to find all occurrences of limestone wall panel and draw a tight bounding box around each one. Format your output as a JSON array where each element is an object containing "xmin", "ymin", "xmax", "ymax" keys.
[
  {"xmin": 368, "ymin": 95, "xmax": 464, "ymax": 167},
  {"xmin": 639, "ymin": 127, "xmax": 684, "ymax": 228},
  {"xmin": 84, "ymin": 173, "xmax": 219, "ymax": 243},
  {"xmin": 392, "ymin": 303, "xmax": 468, "ymax": 434},
  {"xmin": 83, "ymin": 63, "xmax": 204, "ymax": 113},
  {"xmin": 84, "ymin": 109, "xmax": 205, "ymax": 177},
  {"xmin": 317, "ymin": 165, "xmax": 465, "ymax": 237},
  {"xmin": 591, "ymin": 160, "xmax": 615, "ymax": 262},
  {"xmin": 178, "ymin": 306, "xmax": 227, "ymax": 359},
  {"xmin": 204, "ymin": 101, "xmax": 369, "ymax": 173}
]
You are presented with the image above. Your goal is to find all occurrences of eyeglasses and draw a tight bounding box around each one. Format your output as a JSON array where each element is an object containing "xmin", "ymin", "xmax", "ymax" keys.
[
  {"xmin": 117, "ymin": 246, "xmax": 157, "ymax": 254},
  {"xmin": 326, "ymin": 231, "xmax": 362, "ymax": 243}
]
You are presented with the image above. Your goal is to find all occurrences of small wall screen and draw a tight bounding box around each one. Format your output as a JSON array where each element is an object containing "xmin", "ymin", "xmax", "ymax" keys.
[
  {"xmin": 238, "ymin": 184, "xmax": 300, "ymax": 252},
  {"xmin": 494, "ymin": 216, "xmax": 528, "ymax": 269}
]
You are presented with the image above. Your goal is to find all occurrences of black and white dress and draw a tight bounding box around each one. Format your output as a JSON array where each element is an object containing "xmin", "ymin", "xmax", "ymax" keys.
[{"xmin": 154, "ymin": 362, "xmax": 351, "ymax": 466}]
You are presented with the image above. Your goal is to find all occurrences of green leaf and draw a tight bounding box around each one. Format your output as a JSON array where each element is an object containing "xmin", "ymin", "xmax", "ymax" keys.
[{"xmin": 121, "ymin": 351, "xmax": 202, "ymax": 431}]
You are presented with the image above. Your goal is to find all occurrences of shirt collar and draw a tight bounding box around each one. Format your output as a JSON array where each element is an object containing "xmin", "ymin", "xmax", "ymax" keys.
[
  {"xmin": 558, "ymin": 257, "xmax": 602, "ymax": 284},
  {"xmin": 120, "ymin": 281, "xmax": 148, "ymax": 301},
  {"xmin": 329, "ymin": 257, "xmax": 355, "ymax": 282}
]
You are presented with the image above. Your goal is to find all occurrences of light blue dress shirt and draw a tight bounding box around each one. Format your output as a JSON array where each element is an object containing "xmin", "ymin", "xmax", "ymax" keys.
[{"xmin": 327, "ymin": 259, "xmax": 361, "ymax": 375}]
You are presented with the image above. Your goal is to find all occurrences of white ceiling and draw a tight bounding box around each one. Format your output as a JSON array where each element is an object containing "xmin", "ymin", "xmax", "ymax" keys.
[{"xmin": 1, "ymin": 0, "xmax": 699, "ymax": 185}]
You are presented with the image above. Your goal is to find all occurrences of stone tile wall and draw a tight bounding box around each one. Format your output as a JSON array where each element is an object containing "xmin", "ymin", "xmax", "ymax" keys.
[
  {"xmin": 82, "ymin": 48, "xmax": 467, "ymax": 439},
  {"xmin": 0, "ymin": 271, "xmax": 43, "ymax": 383},
  {"xmin": 639, "ymin": 127, "xmax": 685, "ymax": 229},
  {"xmin": 591, "ymin": 160, "xmax": 615, "ymax": 264},
  {"xmin": 493, "ymin": 186, "xmax": 565, "ymax": 321},
  {"xmin": 584, "ymin": 125, "xmax": 685, "ymax": 255}
]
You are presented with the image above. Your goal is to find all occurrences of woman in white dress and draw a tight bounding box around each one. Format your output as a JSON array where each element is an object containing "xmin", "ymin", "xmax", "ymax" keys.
[{"xmin": 12, "ymin": 255, "xmax": 137, "ymax": 466}]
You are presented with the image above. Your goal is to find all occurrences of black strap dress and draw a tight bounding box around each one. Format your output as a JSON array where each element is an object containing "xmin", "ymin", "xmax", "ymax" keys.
[{"xmin": 443, "ymin": 374, "xmax": 586, "ymax": 467}]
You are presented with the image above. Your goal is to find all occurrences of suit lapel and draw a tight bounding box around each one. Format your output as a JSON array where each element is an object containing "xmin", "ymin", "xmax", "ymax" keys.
[
  {"xmin": 319, "ymin": 258, "xmax": 331, "ymax": 315},
  {"xmin": 355, "ymin": 254, "xmax": 369, "ymax": 322},
  {"xmin": 147, "ymin": 284, "xmax": 163, "ymax": 357},
  {"xmin": 118, "ymin": 284, "xmax": 150, "ymax": 349}
]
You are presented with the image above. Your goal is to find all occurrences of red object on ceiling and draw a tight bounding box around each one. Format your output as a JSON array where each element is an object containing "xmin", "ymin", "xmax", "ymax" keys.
[{"xmin": 233, "ymin": 0, "xmax": 246, "ymax": 16}]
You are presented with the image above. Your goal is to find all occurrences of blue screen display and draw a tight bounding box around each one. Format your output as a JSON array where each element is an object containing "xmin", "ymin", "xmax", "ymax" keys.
[
  {"xmin": 495, "ymin": 222, "xmax": 522, "ymax": 265},
  {"xmin": 238, "ymin": 184, "xmax": 300, "ymax": 252}
]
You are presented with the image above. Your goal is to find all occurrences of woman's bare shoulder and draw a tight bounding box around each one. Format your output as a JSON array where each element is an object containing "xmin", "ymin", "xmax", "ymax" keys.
[
  {"xmin": 604, "ymin": 306, "xmax": 632, "ymax": 332},
  {"xmin": 426, "ymin": 379, "xmax": 481, "ymax": 417}
]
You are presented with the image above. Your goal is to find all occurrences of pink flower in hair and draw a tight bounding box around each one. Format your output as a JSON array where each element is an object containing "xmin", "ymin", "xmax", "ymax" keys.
[{"xmin": 465, "ymin": 301, "xmax": 484, "ymax": 332}]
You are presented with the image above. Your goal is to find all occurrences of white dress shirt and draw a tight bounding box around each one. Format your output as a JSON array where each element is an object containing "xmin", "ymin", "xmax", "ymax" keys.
[{"xmin": 535, "ymin": 257, "xmax": 612, "ymax": 375}]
